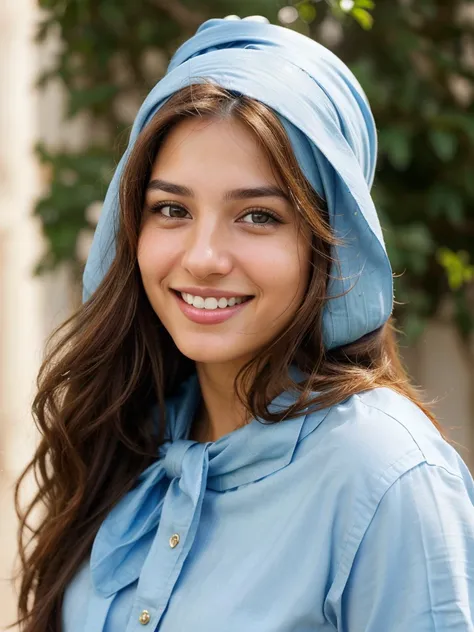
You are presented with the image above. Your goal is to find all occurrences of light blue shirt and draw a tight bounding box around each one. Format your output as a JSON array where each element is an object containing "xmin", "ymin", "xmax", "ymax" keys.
[{"xmin": 63, "ymin": 373, "xmax": 474, "ymax": 631}]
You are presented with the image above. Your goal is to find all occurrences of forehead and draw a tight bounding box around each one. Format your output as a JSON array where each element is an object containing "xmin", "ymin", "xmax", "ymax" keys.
[{"xmin": 150, "ymin": 117, "xmax": 280, "ymax": 187}]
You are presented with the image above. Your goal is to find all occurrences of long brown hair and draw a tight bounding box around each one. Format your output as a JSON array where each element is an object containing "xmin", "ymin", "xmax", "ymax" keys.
[{"xmin": 13, "ymin": 83, "xmax": 440, "ymax": 632}]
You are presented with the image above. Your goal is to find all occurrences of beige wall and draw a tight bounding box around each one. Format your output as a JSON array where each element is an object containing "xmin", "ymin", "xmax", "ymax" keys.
[
  {"xmin": 0, "ymin": 3, "xmax": 473, "ymax": 630},
  {"xmin": 0, "ymin": 1, "xmax": 73, "ymax": 627},
  {"xmin": 403, "ymin": 321, "xmax": 474, "ymax": 471},
  {"xmin": 0, "ymin": 1, "xmax": 42, "ymax": 628}
]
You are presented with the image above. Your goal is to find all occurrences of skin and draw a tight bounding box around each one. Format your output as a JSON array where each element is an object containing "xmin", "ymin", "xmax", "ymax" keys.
[{"xmin": 138, "ymin": 117, "xmax": 311, "ymax": 441}]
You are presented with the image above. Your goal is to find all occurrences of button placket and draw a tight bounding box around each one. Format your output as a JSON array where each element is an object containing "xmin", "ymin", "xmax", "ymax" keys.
[
  {"xmin": 125, "ymin": 442, "xmax": 210, "ymax": 632},
  {"xmin": 129, "ymin": 521, "xmax": 191, "ymax": 630}
]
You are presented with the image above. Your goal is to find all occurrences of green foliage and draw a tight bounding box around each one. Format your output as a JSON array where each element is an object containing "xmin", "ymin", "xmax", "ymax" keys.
[
  {"xmin": 437, "ymin": 248, "xmax": 474, "ymax": 291},
  {"xmin": 36, "ymin": 0, "xmax": 474, "ymax": 340},
  {"xmin": 295, "ymin": 0, "xmax": 375, "ymax": 29},
  {"xmin": 35, "ymin": 143, "xmax": 114, "ymax": 272}
]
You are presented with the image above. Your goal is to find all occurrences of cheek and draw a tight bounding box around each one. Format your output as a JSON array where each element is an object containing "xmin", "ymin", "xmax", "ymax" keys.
[
  {"xmin": 246, "ymin": 235, "xmax": 311, "ymax": 306},
  {"xmin": 137, "ymin": 227, "xmax": 174, "ymax": 283},
  {"xmin": 294, "ymin": 230, "xmax": 312, "ymax": 291},
  {"xmin": 280, "ymin": 258, "xmax": 310, "ymax": 305},
  {"xmin": 296, "ymin": 240, "xmax": 312, "ymax": 295}
]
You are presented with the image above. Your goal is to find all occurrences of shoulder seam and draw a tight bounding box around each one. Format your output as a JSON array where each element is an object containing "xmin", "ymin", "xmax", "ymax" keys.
[
  {"xmin": 326, "ymin": 452, "xmax": 426, "ymax": 609},
  {"xmin": 327, "ymin": 457, "xmax": 468, "ymax": 615},
  {"xmin": 354, "ymin": 393, "xmax": 429, "ymax": 461},
  {"xmin": 338, "ymin": 446, "xmax": 426, "ymax": 559},
  {"xmin": 422, "ymin": 460, "xmax": 466, "ymax": 482}
]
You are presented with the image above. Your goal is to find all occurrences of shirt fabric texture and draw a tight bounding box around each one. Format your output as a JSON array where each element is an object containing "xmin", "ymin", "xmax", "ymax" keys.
[{"xmin": 62, "ymin": 373, "xmax": 474, "ymax": 631}]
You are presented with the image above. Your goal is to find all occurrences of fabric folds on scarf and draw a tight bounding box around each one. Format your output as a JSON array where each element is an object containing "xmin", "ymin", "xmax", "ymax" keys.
[{"xmin": 83, "ymin": 18, "xmax": 393, "ymax": 349}]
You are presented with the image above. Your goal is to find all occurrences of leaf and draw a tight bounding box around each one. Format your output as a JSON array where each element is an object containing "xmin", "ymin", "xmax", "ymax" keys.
[
  {"xmin": 68, "ymin": 84, "xmax": 120, "ymax": 117},
  {"xmin": 437, "ymin": 248, "xmax": 474, "ymax": 291},
  {"xmin": 297, "ymin": 2, "xmax": 317, "ymax": 23},
  {"xmin": 354, "ymin": 0, "xmax": 375, "ymax": 8},
  {"xmin": 401, "ymin": 224, "xmax": 434, "ymax": 255},
  {"xmin": 394, "ymin": 224, "xmax": 434, "ymax": 275},
  {"xmin": 351, "ymin": 7, "xmax": 374, "ymax": 29},
  {"xmin": 427, "ymin": 186, "xmax": 464, "ymax": 225},
  {"xmin": 428, "ymin": 129, "xmax": 458, "ymax": 162},
  {"xmin": 379, "ymin": 127, "xmax": 412, "ymax": 170}
]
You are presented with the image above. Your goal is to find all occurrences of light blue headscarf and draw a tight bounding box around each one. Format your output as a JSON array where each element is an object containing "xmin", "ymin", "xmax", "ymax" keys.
[{"xmin": 83, "ymin": 17, "xmax": 393, "ymax": 349}]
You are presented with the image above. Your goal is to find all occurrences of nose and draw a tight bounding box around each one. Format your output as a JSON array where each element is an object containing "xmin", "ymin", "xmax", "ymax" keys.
[{"xmin": 181, "ymin": 216, "xmax": 233, "ymax": 280}]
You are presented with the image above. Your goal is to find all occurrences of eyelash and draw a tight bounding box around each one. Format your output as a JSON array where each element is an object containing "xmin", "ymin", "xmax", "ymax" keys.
[{"xmin": 147, "ymin": 201, "xmax": 282, "ymax": 228}]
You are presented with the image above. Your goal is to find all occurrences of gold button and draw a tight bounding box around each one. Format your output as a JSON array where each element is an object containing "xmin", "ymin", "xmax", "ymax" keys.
[
  {"xmin": 138, "ymin": 609, "xmax": 151, "ymax": 625},
  {"xmin": 169, "ymin": 533, "xmax": 180, "ymax": 548}
]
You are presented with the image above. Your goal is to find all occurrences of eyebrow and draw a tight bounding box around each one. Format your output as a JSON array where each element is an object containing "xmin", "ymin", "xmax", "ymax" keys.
[{"xmin": 147, "ymin": 178, "xmax": 290, "ymax": 202}]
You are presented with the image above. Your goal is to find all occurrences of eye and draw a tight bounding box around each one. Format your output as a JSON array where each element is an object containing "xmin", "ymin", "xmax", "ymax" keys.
[
  {"xmin": 149, "ymin": 202, "xmax": 190, "ymax": 219},
  {"xmin": 239, "ymin": 209, "xmax": 281, "ymax": 226}
]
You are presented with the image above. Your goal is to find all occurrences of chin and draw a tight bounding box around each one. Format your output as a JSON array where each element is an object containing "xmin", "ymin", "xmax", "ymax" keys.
[{"xmin": 172, "ymin": 335, "xmax": 252, "ymax": 366}]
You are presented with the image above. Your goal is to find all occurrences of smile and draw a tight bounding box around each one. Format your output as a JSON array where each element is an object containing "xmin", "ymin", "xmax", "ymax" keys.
[
  {"xmin": 172, "ymin": 290, "xmax": 254, "ymax": 325},
  {"xmin": 180, "ymin": 291, "xmax": 250, "ymax": 309}
]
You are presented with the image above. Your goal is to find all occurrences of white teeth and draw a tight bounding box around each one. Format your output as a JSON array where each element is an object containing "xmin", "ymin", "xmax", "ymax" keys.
[
  {"xmin": 204, "ymin": 297, "xmax": 218, "ymax": 310},
  {"xmin": 179, "ymin": 292, "xmax": 249, "ymax": 310},
  {"xmin": 192, "ymin": 296, "xmax": 205, "ymax": 308}
]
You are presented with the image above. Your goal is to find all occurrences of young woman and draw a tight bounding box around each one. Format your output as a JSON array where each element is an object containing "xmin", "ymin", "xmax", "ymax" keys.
[{"xmin": 15, "ymin": 16, "xmax": 474, "ymax": 632}]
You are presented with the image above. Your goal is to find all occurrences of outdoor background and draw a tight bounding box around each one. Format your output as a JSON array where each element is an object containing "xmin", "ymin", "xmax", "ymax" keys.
[{"xmin": 1, "ymin": 0, "xmax": 473, "ymax": 627}]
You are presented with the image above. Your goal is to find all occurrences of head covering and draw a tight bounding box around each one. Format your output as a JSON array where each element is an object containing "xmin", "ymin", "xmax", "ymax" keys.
[{"xmin": 83, "ymin": 17, "xmax": 393, "ymax": 349}]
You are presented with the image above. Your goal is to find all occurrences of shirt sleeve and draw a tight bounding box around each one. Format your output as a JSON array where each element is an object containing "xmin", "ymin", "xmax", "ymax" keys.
[{"xmin": 339, "ymin": 462, "xmax": 474, "ymax": 632}]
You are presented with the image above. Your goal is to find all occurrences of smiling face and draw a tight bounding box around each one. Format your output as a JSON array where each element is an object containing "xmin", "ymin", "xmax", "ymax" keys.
[{"xmin": 137, "ymin": 116, "xmax": 312, "ymax": 368}]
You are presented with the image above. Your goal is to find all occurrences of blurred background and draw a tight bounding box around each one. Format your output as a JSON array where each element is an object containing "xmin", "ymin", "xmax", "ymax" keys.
[{"xmin": 1, "ymin": 0, "xmax": 473, "ymax": 626}]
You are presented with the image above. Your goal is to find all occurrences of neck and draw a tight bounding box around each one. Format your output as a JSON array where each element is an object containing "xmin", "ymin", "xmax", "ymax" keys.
[{"xmin": 193, "ymin": 361, "xmax": 250, "ymax": 443}]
